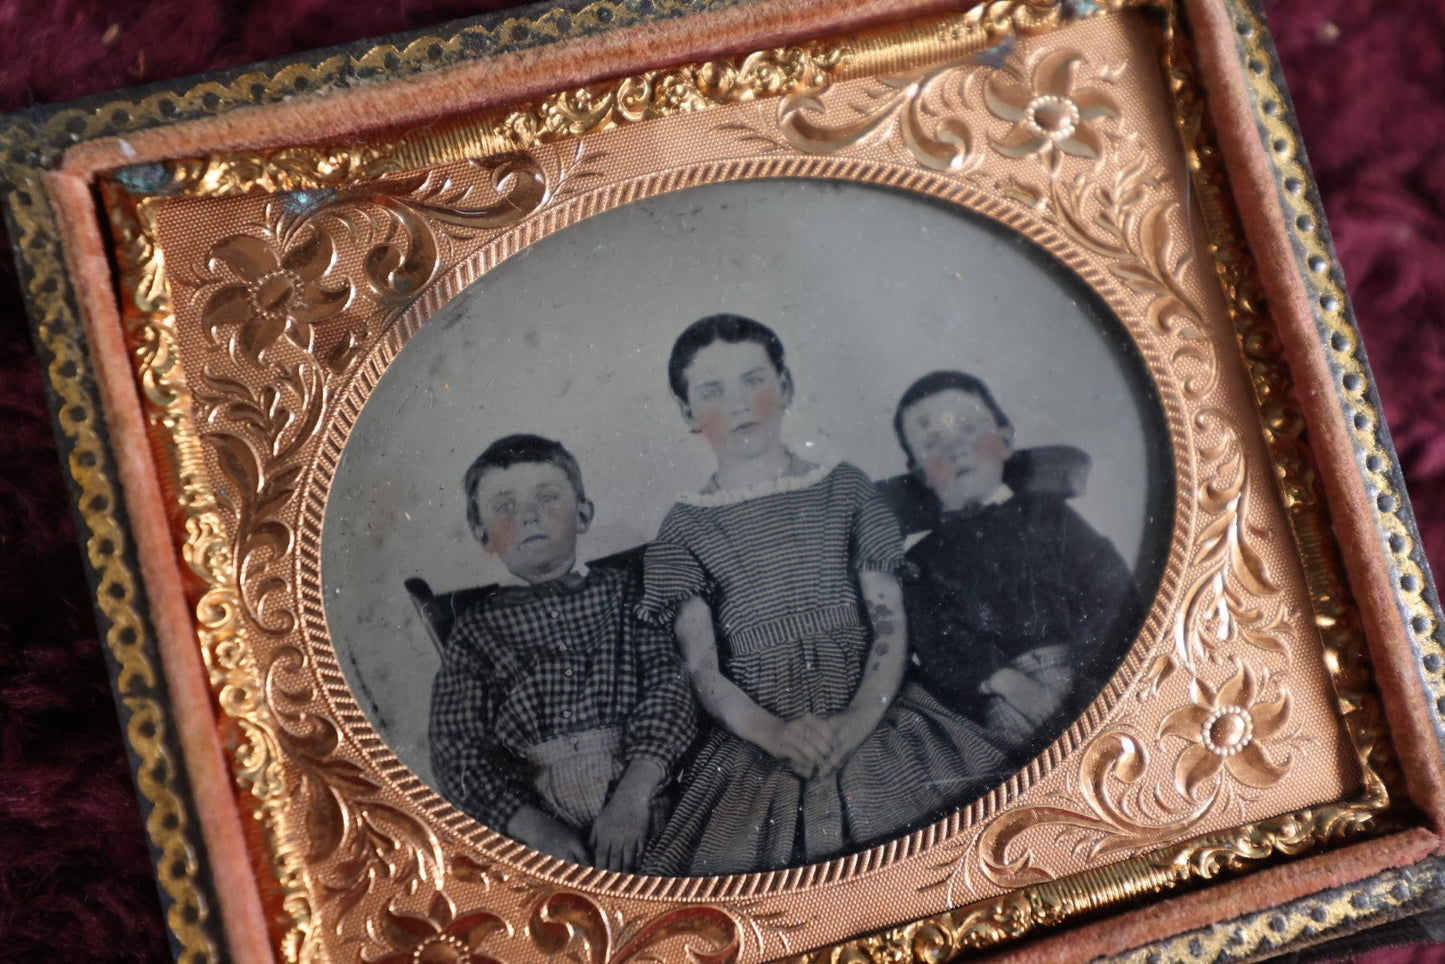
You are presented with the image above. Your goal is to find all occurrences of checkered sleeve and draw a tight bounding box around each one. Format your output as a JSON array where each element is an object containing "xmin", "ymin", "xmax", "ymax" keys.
[
  {"xmin": 429, "ymin": 606, "xmax": 534, "ymax": 830},
  {"xmin": 622, "ymin": 610, "xmax": 698, "ymax": 772}
]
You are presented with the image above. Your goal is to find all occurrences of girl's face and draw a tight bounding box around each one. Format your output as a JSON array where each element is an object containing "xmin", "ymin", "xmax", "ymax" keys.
[{"xmin": 679, "ymin": 340, "xmax": 792, "ymax": 463}]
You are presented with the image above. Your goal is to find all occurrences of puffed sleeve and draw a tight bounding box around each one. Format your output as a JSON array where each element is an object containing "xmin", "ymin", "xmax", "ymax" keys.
[
  {"xmin": 428, "ymin": 605, "xmax": 534, "ymax": 829},
  {"xmin": 634, "ymin": 506, "xmax": 712, "ymax": 625},
  {"xmin": 841, "ymin": 463, "xmax": 914, "ymax": 576}
]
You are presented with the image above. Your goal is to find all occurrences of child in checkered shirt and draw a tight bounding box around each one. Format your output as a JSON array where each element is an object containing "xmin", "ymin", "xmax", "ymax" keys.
[{"xmin": 429, "ymin": 434, "xmax": 696, "ymax": 871}]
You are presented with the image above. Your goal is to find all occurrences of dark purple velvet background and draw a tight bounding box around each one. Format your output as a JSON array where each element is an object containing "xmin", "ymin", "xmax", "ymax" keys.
[{"xmin": 1, "ymin": 1, "xmax": 1441, "ymax": 960}]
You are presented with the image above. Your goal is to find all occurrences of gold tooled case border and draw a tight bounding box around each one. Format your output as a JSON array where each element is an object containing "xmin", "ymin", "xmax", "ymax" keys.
[
  {"xmin": 2, "ymin": 0, "xmax": 1443, "ymax": 961},
  {"xmin": 1224, "ymin": 0, "xmax": 1445, "ymax": 750},
  {"xmin": 1, "ymin": 111, "xmax": 228, "ymax": 964},
  {"xmin": 1120, "ymin": 853, "xmax": 1445, "ymax": 962}
]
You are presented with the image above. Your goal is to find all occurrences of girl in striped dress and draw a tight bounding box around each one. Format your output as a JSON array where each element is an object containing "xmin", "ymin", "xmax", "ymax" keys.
[{"xmin": 637, "ymin": 315, "xmax": 1005, "ymax": 876}]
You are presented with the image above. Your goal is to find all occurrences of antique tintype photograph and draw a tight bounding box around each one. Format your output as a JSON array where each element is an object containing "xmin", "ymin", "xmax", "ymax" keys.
[
  {"xmin": 321, "ymin": 175, "xmax": 1172, "ymax": 875},
  {"xmin": 12, "ymin": 0, "xmax": 1437, "ymax": 956}
]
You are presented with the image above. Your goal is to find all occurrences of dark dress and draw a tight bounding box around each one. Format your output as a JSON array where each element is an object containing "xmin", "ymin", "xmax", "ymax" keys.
[
  {"xmin": 905, "ymin": 492, "xmax": 1142, "ymax": 749},
  {"xmin": 636, "ymin": 463, "xmax": 1006, "ymax": 876}
]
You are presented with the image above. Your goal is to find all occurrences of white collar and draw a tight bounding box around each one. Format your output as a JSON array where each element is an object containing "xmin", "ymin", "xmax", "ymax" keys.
[{"xmin": 677, "ymin": 462, "xmax": 837, "ymax": 507}]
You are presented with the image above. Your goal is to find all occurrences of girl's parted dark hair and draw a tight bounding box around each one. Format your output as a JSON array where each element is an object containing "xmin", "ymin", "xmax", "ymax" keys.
[{"xmin": 667, "ymin": 314, "xmax": 788, "ymax": 401}]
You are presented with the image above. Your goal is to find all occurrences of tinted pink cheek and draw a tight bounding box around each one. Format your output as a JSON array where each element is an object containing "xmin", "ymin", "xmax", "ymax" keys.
[
  {"xmin": 696, "ymin": 407, "xmax": 728, "ymax": 447},
  {"xmin": 922, "ymin": 453, "xmax": 956, "ymax": 496},
  {"xmin": 548, "ymin": 506, "xmax": 575, "ymax": 538},
  {"xmin": 751, "ymin": 388, "xmax": 779, "ymax": 423},
  {"xmin": 487, "ymin": 517, "xmax": 518, "ymax": 554},
  {"xmin": 973, "ymin": 432, "xmax": 1009, "ymax": 463}
]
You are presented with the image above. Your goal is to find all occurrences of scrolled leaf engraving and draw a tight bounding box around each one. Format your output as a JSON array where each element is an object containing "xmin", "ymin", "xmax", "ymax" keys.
[
  {"xmin": 531, "ymin": 891, "xmax": 612, "ymax": 964},
  {"xmin": 194, "ymin": 362, "xmax": 324, "ymax": 635},
  {"xmin": 972, "ymin": 732, "xmax": 1206, "ymax": 890},
  {"xmin": 366, "ymin": 891, "xmax": 507, "ymax": 964},
  {"xmin": 1149, "ymin": 421, "xmax": 1293, "ymax": 691},
  {"xmin": 524, "ymin": 892, "xmax": 742, "ymax": 964},
  {"xmin": 776, "ymin": 60, "xmax": 984, "ymax": 173},
  {"xmin": 610, "ymin": 905, "xmax": 742, "ymax": 964},
  {"xmin": 265, "ymin": 647, "xmax": 446, "ymax": 937}
]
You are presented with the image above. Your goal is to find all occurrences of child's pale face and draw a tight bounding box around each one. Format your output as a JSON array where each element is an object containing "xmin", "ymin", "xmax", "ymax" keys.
[
  {"xmin": 901, "ymin": 389, "xmax": 1014, "ymax": 512},
  {"xmin": 472, "ymin": 462, "xmax": 592, "ymax": 584},
  {"xmin": 680, "ymin": 340, "xmax": 792, "ymax": 463}
]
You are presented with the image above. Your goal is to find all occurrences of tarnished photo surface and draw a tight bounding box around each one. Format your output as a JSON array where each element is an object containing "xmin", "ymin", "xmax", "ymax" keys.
[{"xmin": 322, "ymin": 178, "xmax": 1172, "ymax": 873}]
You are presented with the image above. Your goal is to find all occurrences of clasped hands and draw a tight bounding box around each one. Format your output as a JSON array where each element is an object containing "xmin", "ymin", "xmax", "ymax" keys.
[{"xmin": 759, "ymin": 711, "xmax": 873, "ymax": 779}]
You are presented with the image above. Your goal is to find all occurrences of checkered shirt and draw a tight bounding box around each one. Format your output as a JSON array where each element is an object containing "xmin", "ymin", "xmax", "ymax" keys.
[{"xmin": 429, "ymin": 565, "xmax": 696, "ymax": 830}]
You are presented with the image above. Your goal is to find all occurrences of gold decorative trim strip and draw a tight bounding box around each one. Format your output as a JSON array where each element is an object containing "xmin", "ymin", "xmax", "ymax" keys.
[
  {"xmin": 3, "ymin": 175, "xmax": 219, "ymax": 959},
  {"xmin": 1226, "ymin": 0, "xmax": 1445, "ymax": 738},
  {"xmin": 107, "ymin": 0, "xmax": 1151, "ymax": 201},
  {"xmin": 1112, "ymin": 855, "xmax": 1445, "ymax": 962},
  {"xmin": 1164, "ymin": 0, "xmax": 1398, "ymax": 808},
  {"xmin": 102, "ymin": 171, "xmax": 320, "ymax": 962}
]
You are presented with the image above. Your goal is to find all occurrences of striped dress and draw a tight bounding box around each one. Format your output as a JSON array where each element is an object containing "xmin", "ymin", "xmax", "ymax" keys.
[{"xmin": 637, "ymin": 462, "xmax": 1005, "ymax": 876}]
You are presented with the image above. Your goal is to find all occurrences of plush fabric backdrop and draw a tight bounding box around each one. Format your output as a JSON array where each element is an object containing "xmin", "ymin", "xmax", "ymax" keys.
[{"xmin": 0, "ymin": 1, "xmax": 1441, "ymax": 960}]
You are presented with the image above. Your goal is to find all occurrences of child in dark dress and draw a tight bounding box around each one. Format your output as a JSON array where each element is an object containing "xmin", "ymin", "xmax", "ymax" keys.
[
  {"xmin": 428, "ymin": 435, "xmax": 696, "ymax": 871},
  {"xmin": 894, "ymin": 371, "xmax": 1142, "ymax": 749}
]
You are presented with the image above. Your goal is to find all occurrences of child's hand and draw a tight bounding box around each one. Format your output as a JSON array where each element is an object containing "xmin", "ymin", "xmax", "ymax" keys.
[
  {"xmin": 590, "ymin": 792, "xmax": 651, "ymax": 872},
  {"xmin": 980, "ymin": 667, "xmax": 1050, "ymax": 716},
  {"xmin": 506, "ymin": 805, "xmax": 589, "ymax": 864},
  {"xmin": 760, "ymin": 714, "xmax": 835, "ymax": 778},
  {"xmin": 589, "ymin": 757, "xmax": 664, "ymax": 872},
  {"xmin": 821, "ymin": 708, "xmax": 878, "ymax": 774}
]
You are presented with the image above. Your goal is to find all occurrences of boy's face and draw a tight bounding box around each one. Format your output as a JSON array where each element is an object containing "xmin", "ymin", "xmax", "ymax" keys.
[
  {"xmin": 471, "ymin": 462, "xmax": 593, "ymax": 584},
  {"xmin": 900, "ymin": 388, "xmax": 1013, "ymax": 512},
  {"xmin": 679, "ymin": 340, "xmax": 792, "ymax": 463}
]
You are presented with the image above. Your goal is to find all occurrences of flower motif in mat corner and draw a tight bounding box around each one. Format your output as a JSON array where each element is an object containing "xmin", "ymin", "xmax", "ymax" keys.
[
  {"xmin": 200, "ymin": 228, "xmax": 352, "ymax": 365},
  {"xmin": 984, "ymin": 48, "xmax": 1119, "ymax": 171},
  {"xmin": 370, "ymin": 893, "xmax": 505, "ymax": 964},
  {"xmin": 1161, "ymin": 662, "xmax": 1291, "ymax": 797}
]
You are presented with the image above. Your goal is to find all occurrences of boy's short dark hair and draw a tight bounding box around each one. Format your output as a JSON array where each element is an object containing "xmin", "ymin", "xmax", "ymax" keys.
[
  {"xmin": 462, "ymin": 434, "xmax": 587, "ymax": 539},
  {"xmin": 893, "ymin": 370, "xmax": 1013, "ymax": 467},
  {"xmin": 667, "ymin": 313, "xmax": 788, "ymax": 401}
]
